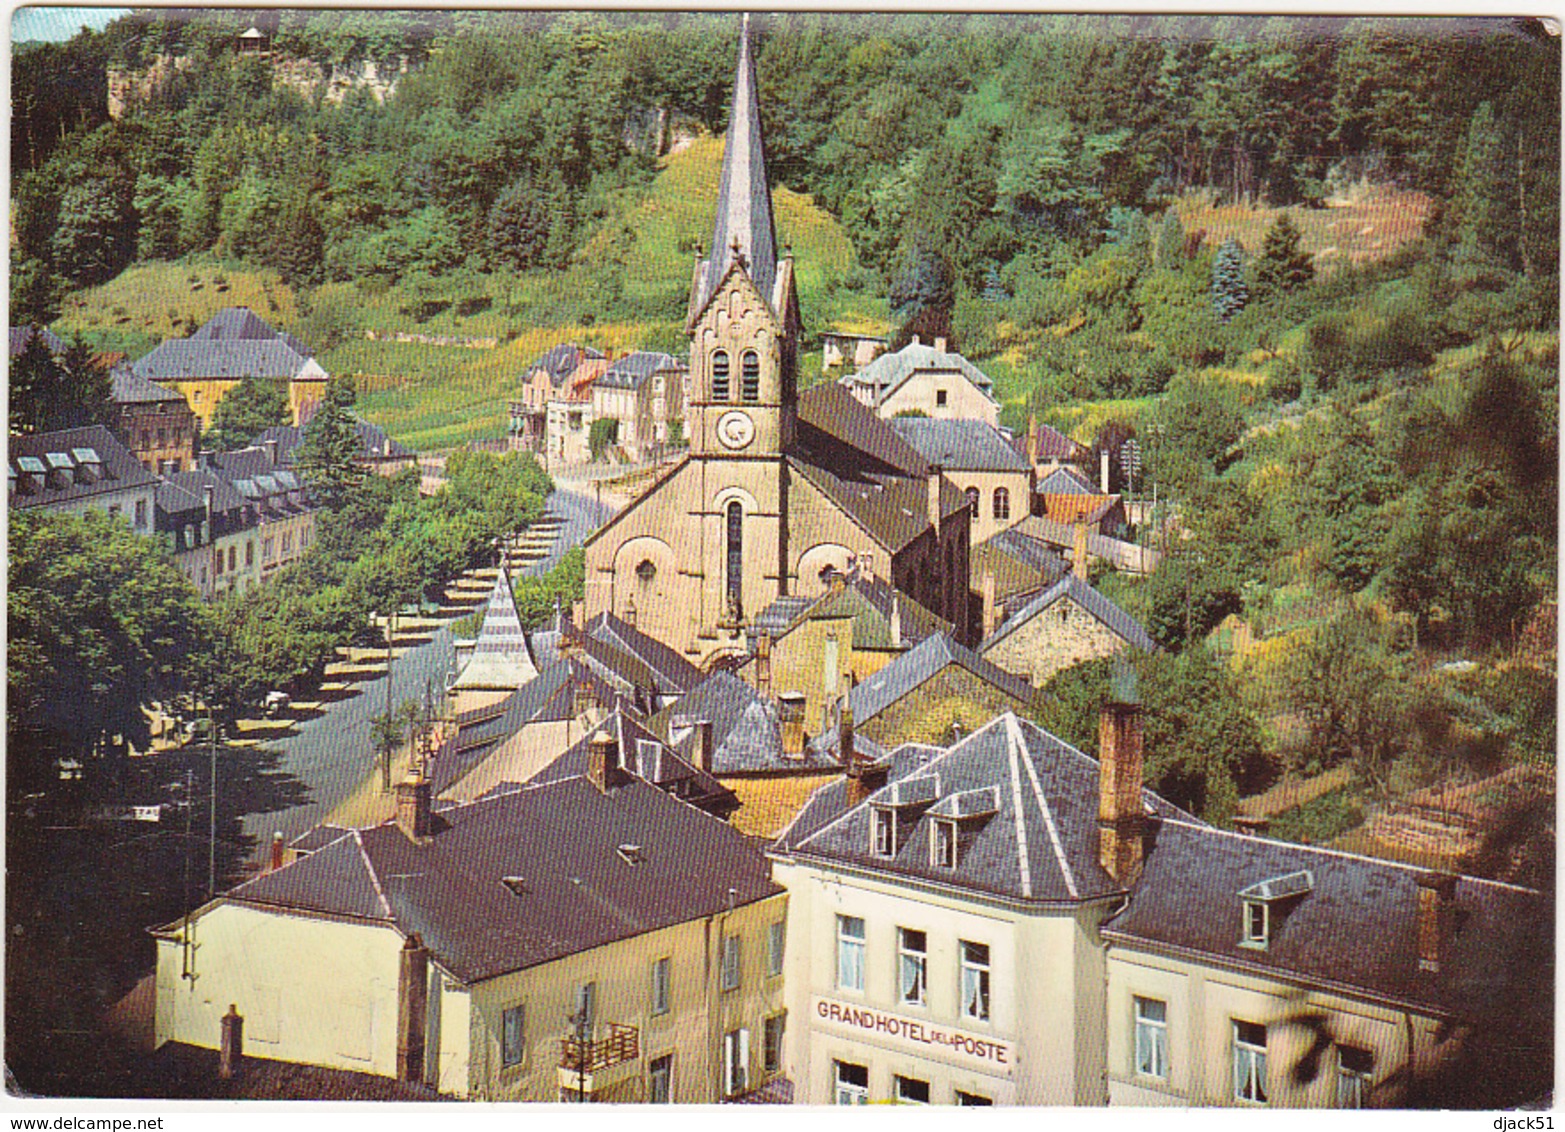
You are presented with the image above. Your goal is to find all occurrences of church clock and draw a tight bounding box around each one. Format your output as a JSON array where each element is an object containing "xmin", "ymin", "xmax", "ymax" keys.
[{"xmin": 716, "ymin": 410, "xmax": 756, "ymax": 450}]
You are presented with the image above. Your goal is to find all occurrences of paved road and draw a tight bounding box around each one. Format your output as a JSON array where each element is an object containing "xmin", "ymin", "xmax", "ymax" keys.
[{"xmin": 237, "ymin": 487, "xmax": 613, "ymax": 858}]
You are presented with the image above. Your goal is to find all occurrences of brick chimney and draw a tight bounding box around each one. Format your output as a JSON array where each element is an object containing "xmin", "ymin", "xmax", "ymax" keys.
[
  {"xmin": 928, "ymin": 464, "xmax": 943, "ymax": 530},
  {"xmin": 1415, "ymin": 871, "xmax": 1458, "ymax": 972},
  {"xmin": 981, "ymin": 571, "xmax": 997, "ymax": 639},
  {"xmin": 1073, "ymin": 520, "xmax": 1090, "ymax": 581},
  {"xmin": 219, "ymin": 1004, "xmax": 244, "ymax": 1079},
  {"xmin": 838, "ymin": 691, "xmax": 856, "ymax": 770},
  {"xmin": 695, "ymin": 718, "xmax": 715, "ymax": 773},
  {"xmin": 778, "ymin": 693, "xmax": 805, "ymax": 757},
  {"xmin": 395, "ymin": 775, "xmax": 433, "ymax": 842},
  {"xmin": 1026, "ymin": 413, "xmax": 1039, "ymax": 467},
  {"xmin": 397, "ymin": 934, "xmax": 428, "ymax": 1083},
  {"xmin": 270, "ymin": 831, "xmax": 285, "ymax": 871},
  {"xmin": 587, "ymin": 728, "xmax": 629, "ymax": 792},
  {"xmin": 1097, "ymin": 665, "xmax": 1145, "ymax": 885}
]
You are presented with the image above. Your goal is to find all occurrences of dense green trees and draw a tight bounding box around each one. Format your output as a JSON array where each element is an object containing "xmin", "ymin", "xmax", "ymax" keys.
[
  {"xmin": 205, "ymin": 376, "xmax": 290, "ymax": 451},
  {"xmin": 295, "ymin": 376, "xmax": 365, "ymax": 511},
  {"xmin": 8, "ymin": 335, "xmax": 111, "ymax": 436},
  {"xmin": 1254, "ymin": 213, "xmax": 1314, "ymax": 300}
]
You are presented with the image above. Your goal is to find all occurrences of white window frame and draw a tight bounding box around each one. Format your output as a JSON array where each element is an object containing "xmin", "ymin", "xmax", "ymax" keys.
[
  {"xmin": 767, "ymin": 919, "xmax": 785, "ymax": 977},
  {"xmin": 1134, "ymin": 996, "xmax": 1168, "ymax": 1080},
  {"xmin": 836, "ymin": 915, "xmax": 866, "ymax": 992},
  {"xmin": 723, "ymin": 1027, "xmax": 749, "ymax": 1097},
  {"xmin": 834, "ymin": 1060, "xmax": 868, "ymax": 1105},
  {"xmin": 1336, "ymin": 1045, "xmax": 1373, "ymax": 1108},
  {"xmin": 898, "ymin": 927, "xmax": 928, "ymax": 1007},
  {"xmin": 651, "ymin": 955, "xmax": 671, "ymax": 1016},
  {"xmin": 960, "ymin": 940, "xmax": 990, "ymax": 1022},
  {"xmin": 955, "ymin": 1090, "xmax": 992, "ymax": 1106},
  {"xmin": 721, "ymin": 933, "xmax": 741, "ymax": 992},
  {"xmin": 1233, "ymin": 1020, "xmax": 1268, "ymax": 1104},
  {"xmin": 894, "ymin": 1075, "xmax": 930, "ymax": 1105},
  {"xmin": 501, "ymin": 1003, "xmax": 525, "ymax": 1068},
  {"xmin": 872, "ymin": 807, "xmax": 895, "ymax": 857},
  {"xmin": 1242, "ymin": 900, "xmax": 1268, "ymax": 948},
  {"xmin": 932, "ymin": 819, "xmax": 957, "ymax": 868}
]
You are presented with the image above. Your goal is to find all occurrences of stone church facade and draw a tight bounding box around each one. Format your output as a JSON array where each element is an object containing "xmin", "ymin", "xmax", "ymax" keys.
[{"xmin": 583, "ymin": 18, "xmax": 972, "ymax": 664}]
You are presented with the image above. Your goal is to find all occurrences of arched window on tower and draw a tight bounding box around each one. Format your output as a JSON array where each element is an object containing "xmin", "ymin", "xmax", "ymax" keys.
[
  {"xmin": 712, "ymin": 350, "xmax": 731, "ymax": 401},
  {"xmin": 993, "ymin": 487, "xmax": 1011, "ymax": 521},
  {"xmin": 741, "ymin": 351, "xmax": 760, "ymax": 402},
  {"xmin": 725, "ymin": 501, "xmax": 744, "ymax": 619},
  {"xmin": 965, "ymin": 487, "xmax": 980, "ymax": 524}
]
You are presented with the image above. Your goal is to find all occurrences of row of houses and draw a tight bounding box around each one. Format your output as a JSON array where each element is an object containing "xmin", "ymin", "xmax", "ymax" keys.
[
  {"xmin": 508, "ymin": 345, "xmax": 688, "ymax": 465},
  {"xmin": 152, "ymin": 575, "xmax": 1548, "ymax": 1106}
]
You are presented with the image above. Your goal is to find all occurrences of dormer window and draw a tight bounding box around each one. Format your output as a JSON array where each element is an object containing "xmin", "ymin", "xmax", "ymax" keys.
[
  {"xmin": 872, "ymin": 807, "xmax": 896, "ymax": 857},
  {"xmin": 1238, "ymin": 870, "xmax": 1314, "ymax": 951},
  {"xmin": 1242, "ymin": 900, "xmax": 1268, "ymax": 948},
  {"xmin": 932, "ymin": 819, "xmax": 956, "ymax": 868}
]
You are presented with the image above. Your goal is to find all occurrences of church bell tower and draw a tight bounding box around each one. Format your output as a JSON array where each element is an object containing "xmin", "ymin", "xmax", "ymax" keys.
[{"xmin": 685, "ymin": 13, "xmax": 801, "ymax": 462}]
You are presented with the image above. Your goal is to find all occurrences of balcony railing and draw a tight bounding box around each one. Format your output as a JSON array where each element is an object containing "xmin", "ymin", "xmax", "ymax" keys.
[{"xmin": 558, "ymin": 1023, "xmax": 639, "ymax": 1075}]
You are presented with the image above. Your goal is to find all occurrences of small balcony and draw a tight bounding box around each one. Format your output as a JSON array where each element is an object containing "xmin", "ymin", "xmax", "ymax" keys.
[{"xmin": 557, "ymin": 1020, "xmax": 641, "ymax": 1095}]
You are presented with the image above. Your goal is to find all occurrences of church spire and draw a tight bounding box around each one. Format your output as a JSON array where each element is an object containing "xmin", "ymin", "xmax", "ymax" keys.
[{"xmin": 693, "ymin": 12, "xmax": 779, "ymax": 319}]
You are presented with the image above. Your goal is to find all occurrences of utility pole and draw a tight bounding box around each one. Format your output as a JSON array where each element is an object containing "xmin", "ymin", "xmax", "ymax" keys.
[
  {"xmin": 207, "ymin": 699, "xmax": 217, "ymax": 899},
  {"xmin": 382, "ymin": 610, "xmax": 396, "ymax": 793},
  {"xmin": 181, "ymin": 767, "xmax": 195, "ymax": 980}
]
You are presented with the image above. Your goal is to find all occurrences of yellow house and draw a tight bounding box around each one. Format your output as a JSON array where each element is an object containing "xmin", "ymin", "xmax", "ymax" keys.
[
  {"xmin": 130, "ymin": 307, "xmax": 329, "ymax": 430},
  {"xmin": 153, "ymin": 733, "xmax": 788, "ymax": 1102}
]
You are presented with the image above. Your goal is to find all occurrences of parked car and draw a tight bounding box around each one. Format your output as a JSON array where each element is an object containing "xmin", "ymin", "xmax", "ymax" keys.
[{"xmin": 263, "ymin": 691, "xmax": 292, "ymax": 716}]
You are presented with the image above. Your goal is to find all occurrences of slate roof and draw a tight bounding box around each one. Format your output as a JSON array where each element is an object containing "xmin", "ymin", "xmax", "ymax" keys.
[
  {"xmin": 154, "ymin": 478, "xmax": 205, "ymax": 520},
  {"xmin": 748, "ymin": 574, "xmax": 950, "ymax": 654},
  {"xmin": 132, "ymin": 308, "xmax": 320, "ymax": 383},
  {"xmin": 982, "ymin": 574, "xmax": 1157, "ymax": 655},
  {"xmin": 748, "ymin": 595, "xmax": 815, "ymax": 642},
  {"xmin": 848, "ymin": 633, "xmax": 1034, "ymax": 725},
  {"xmin": 790, "ymin": 457, "xmax": 968, "ymax": 556},
  {"xmin": 1037, "ymin": 465, "xmax": 1097, "ymax": 495},
  {"xmin": 977, "ymin": 528, "xmax": 1068, "ymax": 581},
  {"xmin": 841, "ymin": 341, "xmax": 999, "ymax": 409},
  {"xmin": 255, "ymin": 418, "xmax": 413, "ymax": 463},
  {"xmin": 796, "ymin": 383, "xmax": 928, "ymax": 478},
  {"xmin": 129, "ymin": 1042, "xmax": 447, "ymax": 1101},
  {"xmin": 595, "ymin": 351, "xmax": 681, "ymax": 391},
  {"xmin": 775, "ymin": 712, "xmax": 1193, "ymax": 904},
  {"xmin": 526, "ymin": 343, "xmax": 605, "ymax": 388},
  {"xmin": 691, "ymin": 14, "xmax": 779, "ymax": 323},
  {"xmin": 110, "ymin": 368, "xmax": 185, "ymax": 405},
  {"xmin": 165, "ymin": 467, "xmax": 248, "ymax": 519},
  {"xmin": 452, "ymin": 569, "xmax": 540, "ymax": 691},
  {"xmin": 1020, "ymin": 420, "xmax": 1082, "ymax": 462},
  {"xmin": 8, "ymin": 425, "xmax": 156, "ymax": 509},
  {"xmin": 523, "ymin": 709, "xmax": 739, "ymax": 819},
  {"xmin": 889, "ymin": 418, "xmax": 1031, "ymax": 473},
  {"xmin": 651, "ymin": 671, "xmax": 840, "ymax": 775},
  {"xmin": 225, "ymin": 773, "xmax": 780, "ymax": 985},
  {"xmin": 583, "ymin": 611, "xmax": 702, "ymax": 694},
  {"xmin": 1103, "ymin": 821, "xmax": 1551, "ymax": 1020},
  {"xmin": 9, "ymin": 325, "xmax": 66, "ymax": 358}
]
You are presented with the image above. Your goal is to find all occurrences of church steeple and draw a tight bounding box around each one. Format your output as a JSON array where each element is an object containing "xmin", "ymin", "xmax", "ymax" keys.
[{"xmin": 691, "ymin": 12, "xmax": 779, "ymax": 322}]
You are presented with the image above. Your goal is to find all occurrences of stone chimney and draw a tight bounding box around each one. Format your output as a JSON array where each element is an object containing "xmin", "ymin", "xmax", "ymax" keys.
[
  {"xmin": 889, "ymin": 595, "xmax": 903, "ymax": 649},
  {"xmin": 395, "ymin": 775, "xmax": 433, "ymax": 842},
  {"xmin": 1097, "ymin": 665, "xmax": 1145, "ymax": 885},
  {"xmin": 270, "ymin": 831, "xmax": 285, "ymax": 871},
  {"xmin": 1026, "ymin": 413, "xmax": 1039, "ymax": 467},
  {"xmin": 203, "ymin": 482, "xmax": 215, "ymax": 526},
  {"xmin": 1073, "ymin": 520, "xmax": 1090, "ymax": 581},
  {"xmin": 981, "ymin": 571, "xmax": 997, "ymax": 639},
  {"xmin": 397, "ymin": 934, "xmax": 428, "ymax": 1083},
  {"xmin": 695, "ymin": 719, "xmax": 715, "ymax": 773},
  {"xmin": 1101, "ymin": 447, "xmax": 1111, "ymax": 493},
  {"xmin": 587, "ymin": 728, "xmax": 629, "ymax": 792},
  {"xmin": 262, "ymin": 438, "xmax": 279, "ymax": 467},
  {"xmin": 911, "ymin": 334, "xmax": 922, "ymax": 347},
  {"xmin": 934, "ymin": 336, "xmax": 948, "ymax": 353},
  {"xmin": 219, "ymin": 1004, "xmax": 244, "ymax": 1079},
  {"xmin": 838, "ymin": 692, "xmax": 856, "ymax": 771},
  {"xmin": 1415, "ymin": 871, "xmax": 1458, "ymax": 973},
  {"xmin": 928, "ymin": 464, "xmax": 943, "ymax": 529},
  {"xmin": 778, "ymin": 693, "xmax": 806, "ymax": 757},
  {"xmin": 756, "ymin": 632, "xmax": 772, "ymax": 696}
]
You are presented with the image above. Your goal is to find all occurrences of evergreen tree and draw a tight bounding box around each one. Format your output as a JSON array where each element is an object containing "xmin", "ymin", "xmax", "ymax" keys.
[
  {"xmin": 1253, "ymin": 213, "xmax": 1314, "ymax": 301},
  {"xmin": 295, "ymin": 377, "xmax": 364, "ymax": 512},
  {"xmin": 206, "ymin": 376, "xmax": 291, "ymax": 451},
  {"xmin": 1156, "ymin": 209, "xmax": 1185, "ymax": 266},
  {"xmin": 1210, "ymin": 237, "xmax": 1249, "ymax": 322},
  {"xmin": 9, "ymin": 334, "xmax": 110, "ymax": 436},
  {"xmin": 1451, "ymin": 101, "xmax": 1520, "ymax": 282}
]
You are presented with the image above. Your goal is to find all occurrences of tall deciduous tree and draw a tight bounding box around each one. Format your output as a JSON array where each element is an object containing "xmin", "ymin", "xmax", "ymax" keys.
[
  {"xmin": 206, "ymin": 376, "xmax": 291, "ymax": 451},
  {"xmin": 295, "ymin": 376, "xmax": 365, "ymax": 512}
]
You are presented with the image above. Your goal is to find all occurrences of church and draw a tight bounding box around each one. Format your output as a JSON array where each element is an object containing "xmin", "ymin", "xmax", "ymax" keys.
[{"xmin": 583, "ymin": 17, "xmax": 972, "ymax": 664}]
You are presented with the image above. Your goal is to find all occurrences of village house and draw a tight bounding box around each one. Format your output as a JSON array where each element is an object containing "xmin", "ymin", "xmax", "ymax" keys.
[
  {"xmin": 154, "ymin": 479, "xmax": 219, "ymax": 596},
  {"xmin": 1009, "ymin": 512, "xmax": 1161, "ymax": 577},
  {"xmin": 770, "ymin": 710, "xmax": 1194, "ymax": 1106},
  {"xmin": 131, "ymin": 307, "xmax": 329, "ymax": 430},
  {"xmin": 164, "ymin": 466, "xmax": 263, "ymax": 596},
  {"xmin": 510, "ymin": 343, "xmax": 605, "ymax": 452},
  {"xmin": 840, "ymin": 338, "xmax": 1002, "ymax": 428},
  {"xmin": 582, "ymin": 21, "xmax": 971, "ymax": 661},
  {"xmin": 1016, "ymin": 415, "xmax": 1087, "ymax": 478},
  {"xmin": 201, "ymin": 443, "xmax": 314, "ymax": 580},
  {"xmin": 970, "ymin": 529, "xmax": 1068, "ymax": 619},
  {"xmin": 890, "ymin": 418, "xmax": 1033, "ymax": 548},
  {"xmin": 735, "ymin": 568, "xmax": 952, "ymax": 735},
  {"xmin": 257, "ymin": 417, "xmax": 417, "ymax": 478},
  {"xmin": 8, "ymin": 425, "xmax": 158, "ymax": 534},
  {"xmin": 109, "ymin": 367, "xmax": 200, "ymax": 475},
  {"xmin": 591, "ymin": 351, "xmax": 687, "ymax": 463},
  {"xmin": 152, "ymin": 742, "xmax": 788, "ymax": 1102},
  {"xmin": 545, "ymin": 355, "xmax": 610, "ymax": 466},
  {"xmin": 820, "ymin": 331, "xmax": 888, "ymax": 374},
  {"xmin": 979, "ymin": 573, "xmax": 1157, "ymax": 688}
]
